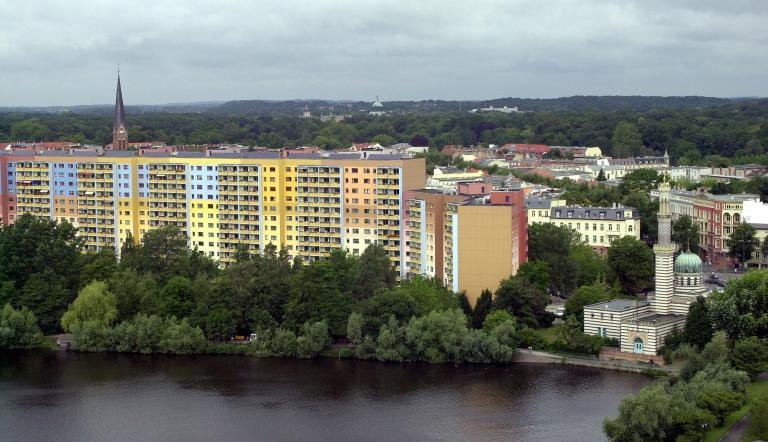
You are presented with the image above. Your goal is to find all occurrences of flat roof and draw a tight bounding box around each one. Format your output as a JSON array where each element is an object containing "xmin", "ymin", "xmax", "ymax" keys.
[
  {"xmin": 584, "ymin": 299, "xmax": 649, "ymax": 311},
  {"xmin": 625, "ymin": 313, "xmax": 686, "ymax": 326}
]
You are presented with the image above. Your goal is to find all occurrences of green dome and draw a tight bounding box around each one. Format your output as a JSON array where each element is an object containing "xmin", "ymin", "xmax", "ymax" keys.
[{"xmin": 675, "ymin": 252, "xmax": 703, "ymax": 274}]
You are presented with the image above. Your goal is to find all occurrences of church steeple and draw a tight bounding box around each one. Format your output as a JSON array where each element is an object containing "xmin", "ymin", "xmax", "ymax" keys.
[{"xmin": 112, "ymin": 71, "xmax": 128, "ymax": 150}]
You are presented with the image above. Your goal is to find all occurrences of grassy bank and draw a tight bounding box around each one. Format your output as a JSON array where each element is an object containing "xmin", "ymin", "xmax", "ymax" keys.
[{"xmin": 703, "ymin": 379, "xmax": 768, "ymax": 442}]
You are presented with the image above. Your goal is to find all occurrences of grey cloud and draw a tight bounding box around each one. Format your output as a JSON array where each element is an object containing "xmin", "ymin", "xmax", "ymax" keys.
[{"xmin": 0, "ymin": 0, "xmax": 766, "ymax": 105}]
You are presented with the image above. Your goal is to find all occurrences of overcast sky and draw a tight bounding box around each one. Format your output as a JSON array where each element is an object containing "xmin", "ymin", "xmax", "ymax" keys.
[{"xmin": 0, "ymin": 0, "xmax": 766, "ymax": 106}]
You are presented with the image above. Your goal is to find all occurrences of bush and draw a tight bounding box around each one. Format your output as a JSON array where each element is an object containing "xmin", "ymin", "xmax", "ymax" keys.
[
  {"xmin": 70, "ymin": 314, "xmax": 208, "ymax": 355},
  {"xmin": 516, "ymin": 327, "xmax": 546, "ymax": 350},
  {"xmin": 482, "ymin": 310, "xmax": 515, "ymax": 332},
  {"xmin": 730, "ymin": 337, "xmax": 768, "ymax": 377},
  {"xmin": 296, "ymin": 321, "xmax": 330, "ymax": 358},
  {"xmin": 338, "ymin": 347, "xmax": 354, "ymax": 359},
  {"xmin": 0, "ymin": 303, "xmax": 45, "ymax": 349},
  {"xmin": 270, "ymin": 329, "xmax": 298, "ymax": 357}
]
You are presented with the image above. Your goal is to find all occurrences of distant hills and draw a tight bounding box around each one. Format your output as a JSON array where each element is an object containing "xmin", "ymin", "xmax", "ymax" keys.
[{"xmin": 1, "ymin": 96, "xmax": 762, "ymax": 116}]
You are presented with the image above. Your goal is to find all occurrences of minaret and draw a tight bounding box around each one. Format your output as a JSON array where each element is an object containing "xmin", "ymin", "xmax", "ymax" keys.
[
  {"xmin": 112, "ymin": 72, "xmax": 128, "ymax": 150},
  {"xmin": 652, "ymin": 174, "xmax": 675, "ymax": 314}
]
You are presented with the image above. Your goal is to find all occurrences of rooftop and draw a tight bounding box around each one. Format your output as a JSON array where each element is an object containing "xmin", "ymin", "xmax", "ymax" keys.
[
  {"xmin": 585, "ymin": 299, "xmax": 650, "ymax": 311},
  {"xmin": 551, "ymin": 206, "xmax": 639, "ymax": 220},
  {"xmin": 625, "ymin": 313, "xmax": 686, "ymax": 326}
]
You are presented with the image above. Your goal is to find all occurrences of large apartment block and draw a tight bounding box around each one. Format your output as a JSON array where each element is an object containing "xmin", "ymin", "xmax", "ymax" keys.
[
  {"xmin": 0, "ymin": 150, "xmax": 425, "ymax": 275},
  {"xmin": 525, "ymin": 198, "xmax": 641, "ymax": 252},
  {"xmin": 405, "ymin": 189, "xmax": 527, "ymax": 305}
]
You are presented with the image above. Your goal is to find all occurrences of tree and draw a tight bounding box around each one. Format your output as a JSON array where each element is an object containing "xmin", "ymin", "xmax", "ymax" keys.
[
  {"xmin": 528, "ymin": 223, "xmax": 580, "ymax": 296},
  {"xmin": 730, "ymin": 337, "xmax": 768, "ymax": 377},
  {"xmin": 471, "ymin": 289, "xmax": 493, "ymax": 329},
  {"xmin": 493, "ymin": 275, "xmax": 550, "ymax": 328},
  {"xmin": 607, "ymin": 236, "xmax": 655, "ymax": 294},
  {"xmin": 611, "ymin": 121, "xmax": 647, "ymax": 158},
  {"xmin": 360, "ymin": 289, "xmax": 418, "ymax": 335},
  {"xmin": 729, "ymin": 222, "xmax": 757, "ymax": 266},
  {"xmin": 0, "ymin": 304, "xmax": 45, "ymax": 349},
  {"xmin": 0, "ymin": 215, "xmax": 83, "ymax": 331},
  {"xmin": 672, "ymin": 215, "xmax": 700, "ymax": 253},
  {"xmin": 707, "ymin": 269, "xmax": 768, "ymax": 340},
  {"xmin": 482, "ymin": 310, "xmax": 515, "ymax": 332},
  {"xmin": 618, "ymin": 169, "xmax": 660, "ymax": 196},
  {"xmin": 596, "ymin": 168, "xmax": 606, "ymax": 181},
  {"xmin": 621, "ymin": 191, "xmax": 658, "ymax": 242},
  {"xmin": 682, "ymin": 297, "xmax": 713, "ymax": 350},
  {"xmin": 157, "ymin": 276, "xmax": 196, "ymax": 320},
  {"xmin": 353, "ymin": 244, "xmax": 397, "ymax": 300},
  {"xmin": 284, "ymin": 252, "xmax": 356, "ymax": 336},
  {"xmin": 61, "ymin": 281, "xmax": 118, "ymax": 332},
  {"xmin": 346, "ymin": 313, "xmax": 364, "ymax": 344},
  {"xmin": 516, "ymin": 261, "xmax": 550, "ymax": 291},
  {"xmin": 565, "ymin": 278, "xmax": 615, "ymax": 321},
  {"xmin": 570, "ymin": 244, "xmax": 611, "ymax": 287},
  {"xmin": 389, "ymin": 276, "xmax": 458, "ymax": 316}
]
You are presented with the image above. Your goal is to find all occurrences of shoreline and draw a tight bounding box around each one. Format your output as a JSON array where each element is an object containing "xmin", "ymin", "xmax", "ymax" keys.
[{"xmin": 44, "ymin": 341, "xmax": 673, "ymax": 374}]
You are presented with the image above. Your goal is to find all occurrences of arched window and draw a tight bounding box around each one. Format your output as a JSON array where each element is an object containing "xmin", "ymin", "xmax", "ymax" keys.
[
  {"xmin": 725, "ymin": 213, "xmax": 731, "ymax": 223},
  {"xmin": 734, "ymin": 213, "xmax": 741, "ymax": 224},
  {"xmin": 633, "ymin": 337, "xmax": 644, "ymax": 354}
]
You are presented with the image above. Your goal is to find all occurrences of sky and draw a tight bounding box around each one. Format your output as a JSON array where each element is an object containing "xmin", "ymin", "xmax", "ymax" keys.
[{"xmin": 0, "ymin": 0, "xmax": 766, "ymax": 106}]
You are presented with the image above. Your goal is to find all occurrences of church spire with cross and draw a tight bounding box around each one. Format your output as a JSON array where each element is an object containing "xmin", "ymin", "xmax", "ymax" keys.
[{"xmin": 112, "ymin": 70, "xmax": 128, "ymax": 150}]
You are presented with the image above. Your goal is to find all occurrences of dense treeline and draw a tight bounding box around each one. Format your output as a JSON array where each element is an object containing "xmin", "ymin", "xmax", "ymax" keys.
[
  {"xmin": 0, "ymin": 215, "xmax": 561, "ymax": 362},
  {"xmin": 2, "ymin": 100, "xmax": 767, "ymax": 162}
]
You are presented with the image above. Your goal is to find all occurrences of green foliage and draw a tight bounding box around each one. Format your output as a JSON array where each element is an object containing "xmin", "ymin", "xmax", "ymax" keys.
[
  {"xmin": 553, "ymin": 316, "xmax": 606, "ymax": 355},
  {"xmin": 672, "ymin": 215, "xmax": 700, "ymax": 253},
  {"xmin": 729, "ymin": 223, "xmax": 757, "ymax": 264},
  {"xmin": 269, "ymin": 329, "xmax": 299, "ymax": 357},
  {"xmin": 604, "ymin": 361, "xmax": 749, "ymax": 442},
  {"xmin": 607, "ymin": 236, "xmax": 655, "ymax": 294},
  {"xmin": 565, "ymin": 278, "xmax": 616, "ymax": 320},
  {"xmin": 393, "ymin": 276, "xmax": 459, "ymax": 316},
  {"xmin": 352, "ymin": 244, "xmax": 397, "ymax": 300},
  {"xmin": 729, "ymin": 337, "xmax": 768, "ymax": 377},
  {"xmin": 359, "ymin": 288, "xmax": 418, "ymax": 335},
  {"xmin": 493, "ymin": 274, "xmax": 551, "ymax": 328},
  {"xmin": 515, "ymin": 327, "xmax": 546, "ymax": 350},
  {"xmin": 0, "ymin": 304, "xmax": 45, "ymax": 349},
  {"xmin": 611, "ymin": 121, "xmax": 648, "ymax": 158},
  {"xmin": 346, "ymin": 313, "xmax": 364, "ymax": 344},
  {"xmin": 709, "ymin": 269, "xmax": 768, "ymax": 340},
  {"xmin": 70, "ymin": 314, "xmax": 207, "ymax": 354},
  {"xmin": 528, "ymin": 223, "xmax": 579, "ymax": 296},
  {"xmin": 296, "ymin": 321, "xmax": 331, "ymax": 358},
  {"xmin": 471, "ymin": 289, "xmax": 493, "ymax": 329},
  {"xmin": 283, "ymin": 250, "xmax": 355, "ymax": 336},
  {"xmin": 0, "ymin": 215, "xmax": 82, "ymax": 333},
  {"xmin": 617, "ymin": 169, "xmax": 659, "ymax": 195},
  {"xmin": 682, "ymin": 297, "xmax": 713, "ymax": 350},
  {"xmin": 516, "ymin": 261, "xmax": 550, "ymax": 291},
  {"xmin": 746, "ymin": 395, "xmax": 768, "ymax": 441},
  {"xmin": 482, "ymin": 310, "xmax": 515, "ymax": 332},
  {"xmin": 61, "ymin": 281, "xmax": 118, "ymax": 332},
  {"xmin": 570, "ymin": 244, "xmax": 611, "ymax": 288}
]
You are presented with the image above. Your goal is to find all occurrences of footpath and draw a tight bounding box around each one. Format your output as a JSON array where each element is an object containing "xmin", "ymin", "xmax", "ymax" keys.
[{"xmin": 514, "ymin": 349, "xmax": 679, "ymax": 374}]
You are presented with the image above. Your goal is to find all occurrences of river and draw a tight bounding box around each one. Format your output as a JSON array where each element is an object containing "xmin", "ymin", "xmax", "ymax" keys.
[{"xmin": 0, "ymin": 351, "xmax": 648, "ymax": 441}]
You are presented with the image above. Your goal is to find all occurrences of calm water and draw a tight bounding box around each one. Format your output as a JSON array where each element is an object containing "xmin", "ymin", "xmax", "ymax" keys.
[{"xmin": 0, "ymin": 351, "xmax": 648, "ymax": 441}]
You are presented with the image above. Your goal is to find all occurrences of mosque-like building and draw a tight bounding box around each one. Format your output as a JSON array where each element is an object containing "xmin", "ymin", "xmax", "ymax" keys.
[{"xmin": 583, "ymin": 176, "xmax": 706, "ymax": 360}]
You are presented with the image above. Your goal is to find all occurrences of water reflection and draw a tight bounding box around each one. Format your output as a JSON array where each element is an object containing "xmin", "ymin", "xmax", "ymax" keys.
[{"xmin": 0, "ymin": 351, "xmax": 648, "ymax": 441}]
